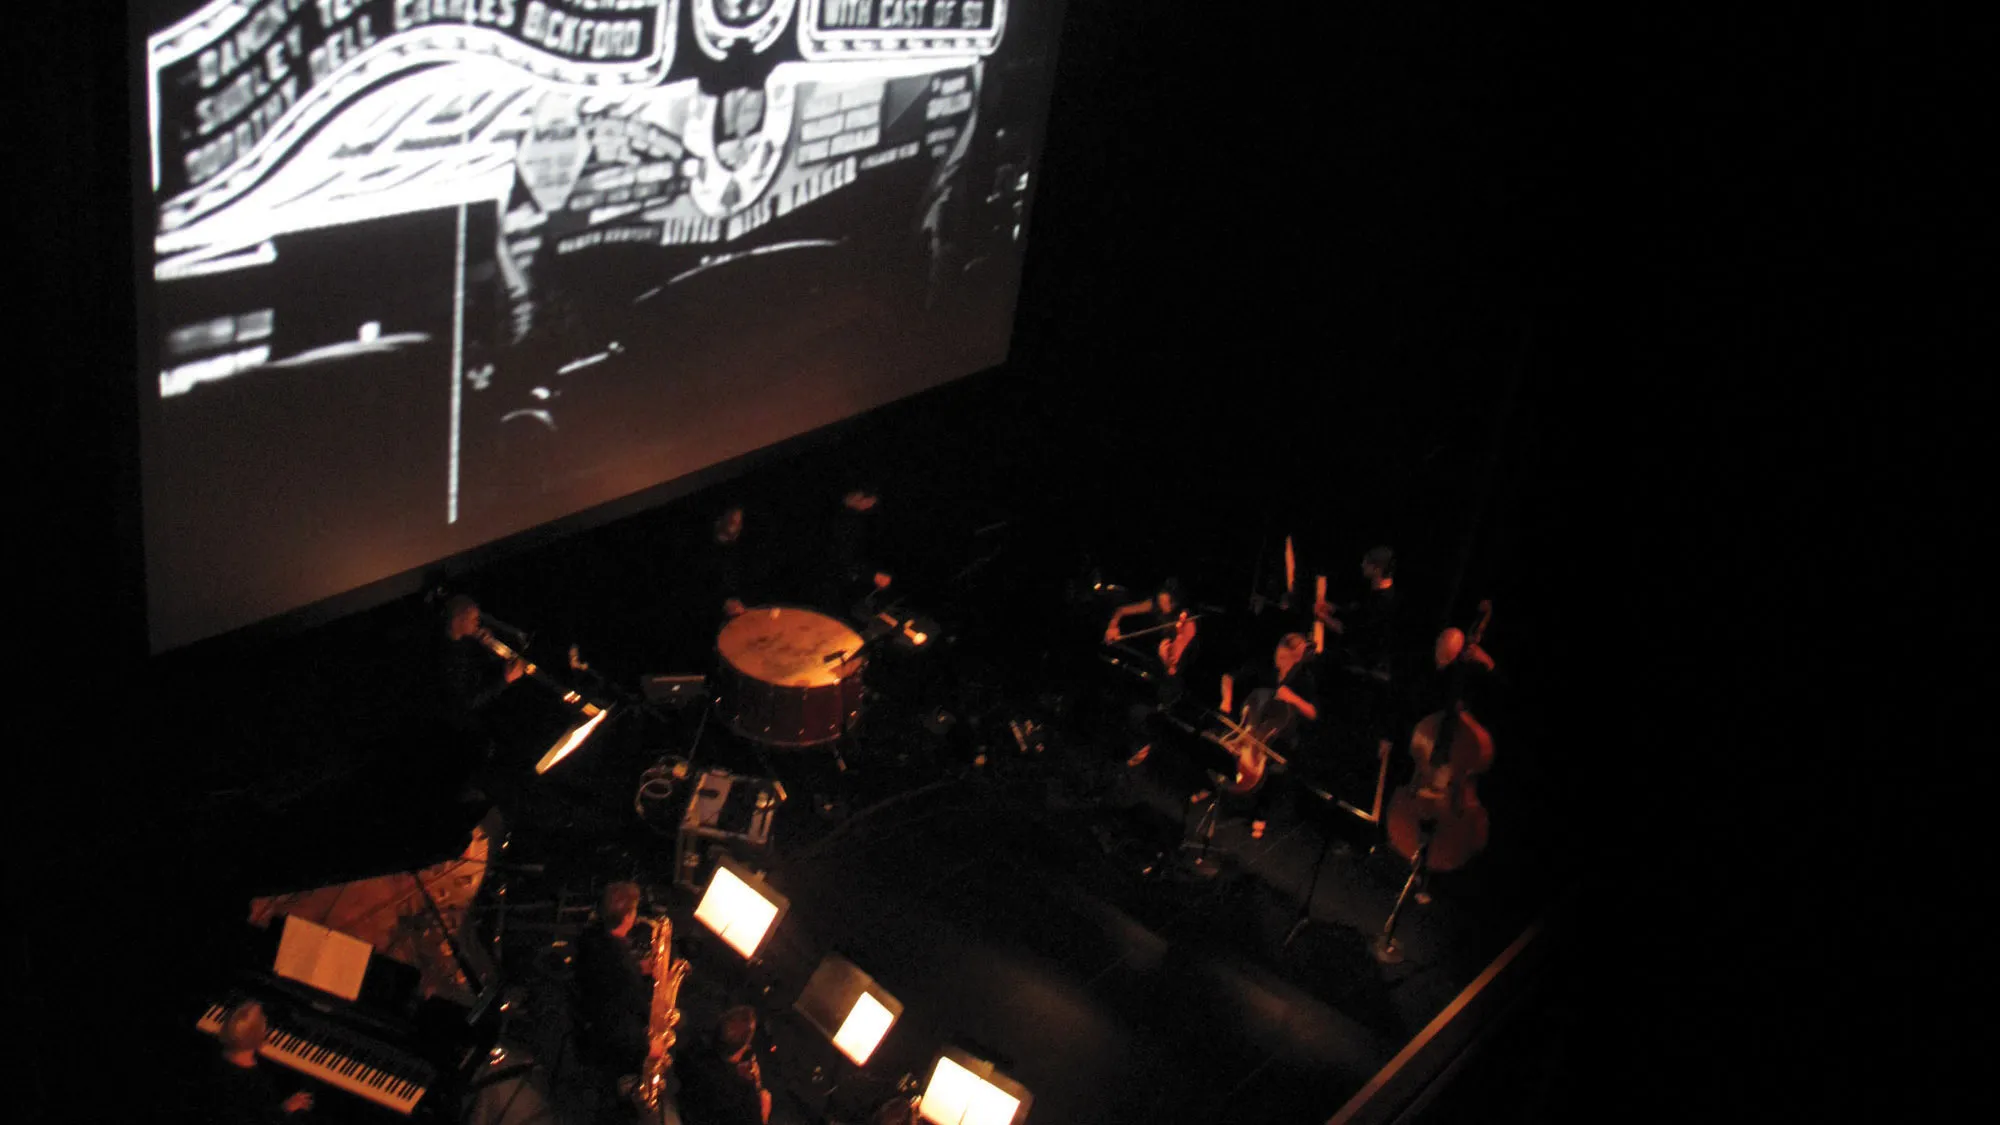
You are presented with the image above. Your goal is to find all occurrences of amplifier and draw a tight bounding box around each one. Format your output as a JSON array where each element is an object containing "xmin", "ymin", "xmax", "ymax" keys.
[{"xmin": 675, "ymin": 769, "xmax": 781, "ymax": 888}]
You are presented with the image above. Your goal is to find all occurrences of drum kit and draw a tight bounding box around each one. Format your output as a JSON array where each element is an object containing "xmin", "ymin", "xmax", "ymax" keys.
[{"xmin": 713, "ymin": 605, "xmax": 869, "ymax": 748}]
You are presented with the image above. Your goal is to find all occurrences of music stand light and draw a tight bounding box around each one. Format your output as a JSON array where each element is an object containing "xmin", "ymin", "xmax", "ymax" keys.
[
  {"xmin": 793, "ymin": 954, "xmax": 903, "ymax": 1067},
  {"xmin": 534, "ymin": 702, "xmax": 610, "ymax": 775},
  {"xmin": 692, "ymin": 856, "xmax": 788, "ymax": 961},
  {"xmin": 917, "ymin": 1048, "xmax": 1032, "ymax": 1125}
]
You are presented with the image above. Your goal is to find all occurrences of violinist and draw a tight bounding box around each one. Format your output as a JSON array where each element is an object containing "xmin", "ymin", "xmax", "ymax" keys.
[
  {"xmin": 1217, "ymin": 633, "xmax": 1320, "ymax": 837},
  {"xmin": 1104, "ymin": 579, "xmax": 1199, "ymax": 703}
]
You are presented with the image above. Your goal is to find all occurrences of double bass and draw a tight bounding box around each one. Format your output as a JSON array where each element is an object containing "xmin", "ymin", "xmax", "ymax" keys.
[{"xmin": 1385, "ymin": 601, "xmax": 1495, "ymax": 872}]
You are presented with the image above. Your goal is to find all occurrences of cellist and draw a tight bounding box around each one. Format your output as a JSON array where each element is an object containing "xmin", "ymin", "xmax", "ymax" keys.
[{"xmin": 1217, "ymin": 633, "xmax": 1320, "ymax": 838}]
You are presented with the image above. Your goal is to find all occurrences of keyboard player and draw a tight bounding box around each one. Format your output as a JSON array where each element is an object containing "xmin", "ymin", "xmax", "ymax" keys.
[{"xmin": 201, "ymin": 1000, "xmax": 314, "ymax": 1124}]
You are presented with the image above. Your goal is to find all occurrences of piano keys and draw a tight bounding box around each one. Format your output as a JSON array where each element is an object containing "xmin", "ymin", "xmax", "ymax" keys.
[{"xmin": 197, "ymin": 995, "xmax": 438, "ymax": 1115}]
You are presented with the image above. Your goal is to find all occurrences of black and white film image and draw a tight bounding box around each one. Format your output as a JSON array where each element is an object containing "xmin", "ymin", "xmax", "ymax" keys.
[{"xmin": 140, "ymin": 1, "xmax": 1056, "ymax": 651}]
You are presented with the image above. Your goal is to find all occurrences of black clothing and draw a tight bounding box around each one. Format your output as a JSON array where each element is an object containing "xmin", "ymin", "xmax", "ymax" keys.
[
  {"xmin": 1337, "ymin": 585, "xmax": 1400, "ymax": 678},
  {"xmin": 442, "ymin": 634, "xmax": 514, "ymax": 721},
  {"xmin": 831, "ymin": 504, "xmax": 877, "ymax": 584},
  {"xmin": 824, "ymin": 501, "xmax": 900, "ymax": 623},
  {"xmin": 1235, "ymin": 658, "xmax": 1318, "ymax": 747},
  {"xmin": 1223, "ymin": 658, "xmax": 1318, "ymax": 820},
  {"xmin": 198, "ymin": 1057, "xmax": 291, "ymax": 1125},
  {"xmin": 573, "ymin": 924, "xmax": 652, "ymax": 1076},
  {"xmin": 676, "ymin": 1043, "xmax": 765, "ymax": 1125}
]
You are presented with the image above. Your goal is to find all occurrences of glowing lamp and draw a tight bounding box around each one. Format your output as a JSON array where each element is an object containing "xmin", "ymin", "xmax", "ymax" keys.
[
  {"xmin": 793, "ymin": 954, "xmax": 904, "ymax": 1067},
  {"xmin": 692, "ymin": 856, "xmax": 787, "ymax": 960},
  {"xmin": 917, "ymin": 1048, "xmax": 1032, "ymax": 1125},
  {"xmin": 534, "ymin": 702, "xmax": 610, "ymax": 775}
]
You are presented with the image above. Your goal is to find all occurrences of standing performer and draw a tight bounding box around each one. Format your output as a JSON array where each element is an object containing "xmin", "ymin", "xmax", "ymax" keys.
[
  {"xmin": 1398, "ymin": 603, "xmax": 1498, "ymax": 904},
  {"xmin": 441, "ymin": 595, "xmax": 527, "ymax": 722},
  {"xmin": 573, "ymin": 883, "xmax": 662, "ymax": 1119},
  {"xmin": 1315, "ymin": 546, "xmax": 1403, "ymax": 764},
  {"xmin": 825, "ymin": 486, "xmax": 895, "ymax": 615},
  {"xmin": 1314, "ymin": 546, "xmax": 1400, "ymax": 677},
  {"xmin": 711, "ymin": 506, "xmax": 753, "ymax": 621}
]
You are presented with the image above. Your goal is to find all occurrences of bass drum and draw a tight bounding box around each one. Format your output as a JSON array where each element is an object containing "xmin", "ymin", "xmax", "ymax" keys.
[{"xmin": 715, "ymin": 606, "xmax": 866, "ymax": 747}]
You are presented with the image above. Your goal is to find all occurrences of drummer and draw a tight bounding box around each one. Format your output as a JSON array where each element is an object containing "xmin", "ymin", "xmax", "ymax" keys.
[
  {"xmin": 709, "ymin": 505, "xmax": 755, "ymax": 621},
  {"xmin": 823, "ymin": 485, "xmax": 894, "ymax": 617}
]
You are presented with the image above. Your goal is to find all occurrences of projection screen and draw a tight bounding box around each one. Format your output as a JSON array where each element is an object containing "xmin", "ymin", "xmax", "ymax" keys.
[{"xmin": 137, "ymin": 0, "xmax": 1059, "ymax": 651}]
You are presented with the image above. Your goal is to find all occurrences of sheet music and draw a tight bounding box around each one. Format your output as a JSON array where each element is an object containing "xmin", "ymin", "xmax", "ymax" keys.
[{"xmin": 274, "ymin": 914, "xmax": 372, "ymax": 1002}]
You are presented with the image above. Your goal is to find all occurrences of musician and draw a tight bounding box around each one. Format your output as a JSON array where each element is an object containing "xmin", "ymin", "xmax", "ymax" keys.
[
  {"xmin": 441, "ymin": 595, "xmax": 527, "ymax": 719},
  {"xmin": 1413, "ymin": 622, "xmax": 1498, "ymax": 789},
  {"xmin": 573, "ymin": 883, "xmax": 659, "ymax": 1089},
  {"xmin": 1314, "ymin": 547, "xmax": 1402, "ymax": 765},
  {"xmin": 1398, "ymin": 623, "xmax": 1497, "ymax": 905},
  {"xmin": 713, "ymin": 506, "xmax": 752, "ymax": 620},
  {"xmin": 1218, "ymin": 633, "xmax": 1321, "ymax": 837},
  {"xmin": 1104, "ymin": 579, "xmax": 1199, "ymax": 702},
  {"xmin": 1313, "ymin": 546, "xmax": 1401, "ymax": 677},
  {"xmin": 826, "ymin": 486, "xmax": 895, "ymax": 613},
  {"xmin": 201, "ymin": 1000, "xmax": 313, "ymax": 1125},
  {"xmin": 675, "ymin": 1005, "xmax": 774, "ymax": 1125}
]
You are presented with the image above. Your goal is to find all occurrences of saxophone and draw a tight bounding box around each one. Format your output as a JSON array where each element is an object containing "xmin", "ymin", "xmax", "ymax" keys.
[{"xmin": 634, "ymin": 916, "xmax": 690, "ymax": 1114}]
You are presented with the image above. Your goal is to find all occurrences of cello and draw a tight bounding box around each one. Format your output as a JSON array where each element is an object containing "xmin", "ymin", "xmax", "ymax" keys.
[
  {"xmin": 1385, "ymin": 601, "xmax": 1495, "ymax": 872},
  {"xmin": 1210, "ymin": 687, "xmax": 1294, "ymax": 796}
]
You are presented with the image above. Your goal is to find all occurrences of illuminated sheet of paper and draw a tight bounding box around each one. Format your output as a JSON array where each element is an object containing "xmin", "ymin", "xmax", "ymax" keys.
[
  {"xmin": 273, "ymin": 915, "xmax": 370, "ymax": 1002},
  {"xmin": 693, "ymin": 866, "xmax": 780, "ymax": 958},
  {"xmin": 832, "ymin": 991, "xmax": 896, "ymax": 1065},
  {"xmin": 918, "ymin": 1057, "xmax": 1022, "ymax": 1125}
]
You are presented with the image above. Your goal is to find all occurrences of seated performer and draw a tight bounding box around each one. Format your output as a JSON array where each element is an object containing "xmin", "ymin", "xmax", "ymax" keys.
[
  {"xmin": 573, "ymin": 883, "xmax": 660, "ymax": 1102},
  {"xmin": 1104, "ymin": 579, "xmax": 1199, "ymax": 704},
  {"xmin": 676, "ymin": 1005, "xmax": 773, "ymax": 1125},
  {"xmin": 197, "ymin": 1000, "xmax": 313, "ymax": 1125},
  {"xmin": 1215, "ymin": 633, "xmax": 1320, "ymax": 838}
]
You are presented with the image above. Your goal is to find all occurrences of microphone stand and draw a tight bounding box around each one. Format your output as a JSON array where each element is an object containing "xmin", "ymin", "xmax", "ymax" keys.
[{"xmin": 1282, "ymin": 798, "xmax": 1338, "ymax": 950}]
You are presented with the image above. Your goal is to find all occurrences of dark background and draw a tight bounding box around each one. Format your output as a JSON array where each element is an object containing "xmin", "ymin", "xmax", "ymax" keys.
[{"xmin": 11, "ymin": 2, "xmax": 1985, "ymax": 1121}]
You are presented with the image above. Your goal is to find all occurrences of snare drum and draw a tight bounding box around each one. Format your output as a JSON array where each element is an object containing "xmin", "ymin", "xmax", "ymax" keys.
[{"xmin": 715, "ymin": 606, "xmax": 866, "ymax": 746}]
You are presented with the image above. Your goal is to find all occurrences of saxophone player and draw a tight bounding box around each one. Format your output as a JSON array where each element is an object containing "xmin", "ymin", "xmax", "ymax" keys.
[
  {"xmin": 574, "ymin": 883, "xmax": 661, "ymax": 1110},
  {"xmin": 677, "ymin": 1006, "xmax": 773, "ymax": 1125}
]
